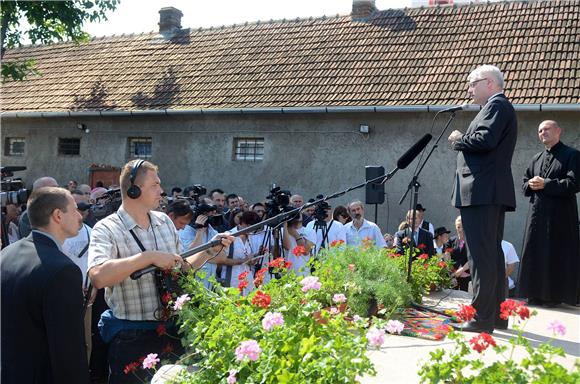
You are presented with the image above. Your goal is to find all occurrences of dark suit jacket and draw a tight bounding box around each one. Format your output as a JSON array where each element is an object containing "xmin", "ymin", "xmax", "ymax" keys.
[
  {"xmin": 1, "ymin": 232, "xmax": 89, "ymax": 384},
  {"xmin": 451, "ymin": 94, "xmax": 517, "ymax": 211},
  {"xmin": 395, "ymin": 227, "xmax": 435, "ymax": 257}
]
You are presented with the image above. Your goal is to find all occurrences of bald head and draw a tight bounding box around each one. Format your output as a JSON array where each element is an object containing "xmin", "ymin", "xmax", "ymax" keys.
[
  {"xmin": 538, "ymin": 120, "xmax": 562, "ymax": 149},
  {"xmin": 32, "ymin": 177, "xmax": 58, "ymax": 191}
]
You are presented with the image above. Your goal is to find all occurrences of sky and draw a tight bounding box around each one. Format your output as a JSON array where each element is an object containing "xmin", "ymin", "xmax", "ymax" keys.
[{"xmin": 85, "ymin": 0, "xmax": 413, "ymax": 38}]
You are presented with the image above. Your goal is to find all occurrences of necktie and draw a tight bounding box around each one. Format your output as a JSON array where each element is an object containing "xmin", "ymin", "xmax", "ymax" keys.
[{"xmin": 541, "ymin": 150, "xmax": 552, "ymax": 178}]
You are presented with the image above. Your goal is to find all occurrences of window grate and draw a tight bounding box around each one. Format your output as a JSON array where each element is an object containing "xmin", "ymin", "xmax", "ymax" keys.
[
  {"xmin": 234, "ymin": 138, "xmax": 264, "ymax": 162},
  {"xmin": 58, "ymin": 138, "xmax": 81, "ymax": 155},
  {"xmin": 128, "ymin": 137, "xmax": 152, "ymax": 159},
  {"xmin": 4, "ymin": 137, "xmax": 25, "ymax": 156}
]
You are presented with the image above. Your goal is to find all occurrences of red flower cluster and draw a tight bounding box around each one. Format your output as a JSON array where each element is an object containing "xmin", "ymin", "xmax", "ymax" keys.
[
  {"xmin": 499, "ymin": 299, "xmax": 530, "ymax": 320},
  {"xmin": 469, "ymin": 332, "xmax": 496, "ymax": 353},
  {"xmin": 292, "ymin": 245, "xmax": 307, "ymax": 256},
  {"xmin": 123, "ymin": 361, "xmax": 139, "ymax": 375},
  {"xmin": 156, "ymin": 324, "xmax": 167, "ymax": 336},
  {"xmin": 418, "ymin": 253, "xmax": 429, "ymax": 260},
  {"xmin": 438, "ymin": 261, "xmax": 447, "ymax": 269},
  {"xmin": 444, "ymin": 248, "xmax": 454, "ymax": 254},
  {"xmin": 417, "ymin": 243, "xmax": 427, "ymax": 250},
  {"xmin": 254, "ymin": 267, "xmax": 268, "ymax": 288},
  {"xmin": 268, "ymin": 257, "xmax": 291, "ymax": 269},
  {"xmin": 238, "ymin": 280, "xmax": 248, "ymax": 292},
  {"xmin": 455, "ymin": 304, "xmax": 477, "ymax": 322},
  {"xmin": 330, "ymin": 239, "xmax": 345, "ymax": 247},
  {"xmin": 251, "ymin": 290, "xmax": 271, "ymax": 309},
  {"xmin": 238, "ymin": 271, "xmax": 249, "ymax": 281},
  {"xmin": 161, "ymin": 292, "xmax": 172, "ymax": 305}
]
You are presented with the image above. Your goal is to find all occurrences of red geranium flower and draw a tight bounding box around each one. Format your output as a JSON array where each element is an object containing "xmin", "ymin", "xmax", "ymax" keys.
[
  {"xmin": 455, "ymin": 304, "xmax": 477, "ymax": 322},
  {"xmin": 292, "ymin": 245, "xmax": 307, "ymax": 256},
  {"xmin": 284, "ymin": 260, "xmax": 293, "ymax": 269},
  {"xmin": 418, "ymin": 253, "xmax": 429, "ymax": 260},
  {"xmin": 445, "ymin": 248, "xmax": 454, "ymax": 254},
  {"xmin": 268, "ymin": 257, "xmax": 289, "ymax": 269},
  {"xmin": 156, "ymin": 323, "xmax": 167, "ymax": 336},
  {"xmin": 251, "ymin": 290, "xmax": 271, "ymax": 309},
  {"xmin": 123, "ymin": 361, "xmax": 139, "ymax": 375},
  {"xmin": 469, "ymin": 332, "xmax": 496, "ymax": 353},
  {"xmin": 253, "ymin": 267, "xmax": 268, "ymax": 288},
  {"xmin": 500, "ymin": 299, "xmax": 530, "ymax": 320},
  {"xmin": 238, "ymin": 271, "xmax": 249, "ymax": 281},
  {"xmin": 238, "ymin": 280, "xmax": 248, "ymax": 293},
  {"xmin": 438, "ymin": 261, "xmax": 447, "ymax": 269},
  {"xmin": 417, "ymin": 243, "xmax": 427, "ymax": 250},
  {"xmin": 161, "ymin": 292, "xmax": 172, "ymax": 305},
  {"xmin": 330, "ymin": 239, "xmax": 345, "ymax": 247}
]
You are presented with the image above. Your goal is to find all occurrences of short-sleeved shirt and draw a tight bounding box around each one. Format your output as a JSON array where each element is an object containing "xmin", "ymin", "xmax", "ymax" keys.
[
  {"xmin": 88, "ymin": 206, "xmax": 180, "ymax": 321},
  {"xmin": 344, "ymin": 219, "xmax": 387, "ymax": 248},
  {"xmin": 63, "ymin": 223, "xmax": 92, "ymax": 284},
  {"xmin": 305, "ymin": 219, "xmax": 347, "ymax": 254},
  {"xmin": 502, "ymin": 240, "xmax": 519, "ymax": 289}
]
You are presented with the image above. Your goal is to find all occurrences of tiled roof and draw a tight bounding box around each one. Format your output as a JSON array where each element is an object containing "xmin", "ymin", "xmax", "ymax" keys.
[{"xmin": 1, "ymin": 0, "xmax": 579, "ymax": 112}]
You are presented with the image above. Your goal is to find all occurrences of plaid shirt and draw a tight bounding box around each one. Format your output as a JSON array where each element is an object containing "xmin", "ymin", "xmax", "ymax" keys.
[{"xmin": 88, "ymin": 205, "xmax": 180, "ymax": 321}]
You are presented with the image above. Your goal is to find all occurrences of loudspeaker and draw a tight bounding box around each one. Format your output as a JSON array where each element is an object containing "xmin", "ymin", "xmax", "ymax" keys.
[
  {"xmin": 365, "ymin": 165, "xmax": 385, "ymax": 205},
  {"xmin": 127, "ymin": 159, "xmax": 145, "ymax": 199}
]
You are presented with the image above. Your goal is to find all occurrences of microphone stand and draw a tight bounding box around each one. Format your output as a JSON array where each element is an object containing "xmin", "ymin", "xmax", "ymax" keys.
[
  {"xmin": 131, "ymin": 165, "xmax": 403, "ymax": 280},
  {"xmin": 398, "ymin": 112, "xmax": 458, "ymax": 283}
]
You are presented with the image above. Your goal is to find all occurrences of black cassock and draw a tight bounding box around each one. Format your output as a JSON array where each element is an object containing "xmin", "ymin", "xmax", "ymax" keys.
[{"xmin": 518, "ymin": 141, "xmax": 580, "ymax": 305}]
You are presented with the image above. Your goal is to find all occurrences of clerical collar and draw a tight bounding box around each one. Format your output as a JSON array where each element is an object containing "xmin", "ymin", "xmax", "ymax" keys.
[{"xmin": 546, "ymin": 141, "xmax": 563, "ymax": 153}]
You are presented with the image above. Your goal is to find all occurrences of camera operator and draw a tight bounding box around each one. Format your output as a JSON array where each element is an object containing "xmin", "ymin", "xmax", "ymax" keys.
[
  {"xmin": 282, "ymin": 213, "xmax": 316, "ymax": 276},
  {"xmin": 305, "ymin": 201, "xmax": 346, "ymax": 254},
  {"xmin": 88, "ymin": 160, "xmax": 233, "ymax": 384},
  {"xmin": 166, "ymin": 199, "xmax": 194, "ymax": 230},
  {"xmin": 1, "ymin": 202, "xmax": 21, "ymax": 248},
  {"xmin": 18, "ymin": 176, "xmax": 59, "ymax": 237}
]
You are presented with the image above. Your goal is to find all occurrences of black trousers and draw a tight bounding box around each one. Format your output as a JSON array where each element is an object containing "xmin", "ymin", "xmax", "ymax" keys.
[{"xmin": 460, "ymin": 205, "xmax": 506, "ymax": 327}]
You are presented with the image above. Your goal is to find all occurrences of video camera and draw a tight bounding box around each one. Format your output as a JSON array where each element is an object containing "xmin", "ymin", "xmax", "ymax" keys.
[
  {"xmin": 90, "ymin": 188, "xmax": 122, "ymax": 221},
  {"xmin": 1, "ymin": 166, "xmax": 30, "ymax": 207},
  {"xmin": 175, "ymin": 184, "xmax": 224, "ymax": 229},
  {"xmin": 313, "ymin": 194, "xmax": 331, "ymax": 223},
  {"xmin": 265, "ymin": 184, "xmax": 292, "ymax": 217}
]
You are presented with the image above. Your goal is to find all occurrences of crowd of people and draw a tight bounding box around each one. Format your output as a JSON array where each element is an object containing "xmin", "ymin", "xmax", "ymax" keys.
[{"xmin": 1, "ymin": 64, "xmax": 578, "ymax": 383}]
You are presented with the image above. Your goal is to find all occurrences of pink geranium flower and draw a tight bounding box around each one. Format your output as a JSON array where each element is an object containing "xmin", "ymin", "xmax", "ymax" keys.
[
  {"xmin": 235, "ymin": 340, "xmax": 262, "ymax": 362},
  {"xmin": 262, "ymin": 312, "xmax": 284, "ymax": 331},
  {"xmin": 173, "ymin": 294, "xmax": 191, "ymax": 311},
  {"xmin": 227, "ymin": 369, "xmax": 237, "ymax": 384},
  {"xmin": 366, "ymin": 327, "xmax": 386, "ymax": 347},
  {"xmin": 142, "ymin": 353, "xmax": 160, "ymax": 369},
  {"xmin": 300, "ymin": 276, "xmax": 322, "ymax": 292},
  {"xmin": 333, "ymin": 293, "xmax": 347, "ymax": 303},
  {"xmin": 547, "ymin": 320, "xmax": 566, "ymax": 336},
  {"xmin": 386, "ymin": 319, "xmax": 405, "ymax": 334}
]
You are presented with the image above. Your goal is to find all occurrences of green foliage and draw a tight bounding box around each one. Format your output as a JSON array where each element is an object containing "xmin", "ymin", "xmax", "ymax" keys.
[
  {"xmin": 313, "ymin": 243, "xmax": 413, "ymax": 317},
  {"xmin": 174, "ymin": 270, "xmax": 376, "ymax": 383},
  {"xmin": 418, "ymin": 317, "xmax": 580, "ymax": 383},
  {"xmin": 1, "ymin": 0, "xmax": 119, "ymax": 81}
]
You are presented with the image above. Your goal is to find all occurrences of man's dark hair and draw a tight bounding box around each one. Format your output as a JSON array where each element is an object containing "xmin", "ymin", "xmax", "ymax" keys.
[
  {"xmin": 226, "ymin": 193, "xmax": 238, "ymax": 202},
  {"xmin": 166, "ymin": 199, "xmax": 193, "ymax": 218},
  {"xmin": 251, "ymin": 202, "xmax": 265, "ymax": 209},
  {"xmin": 210, "ymin": 188, "xmax": 225, "ymax": 197},
  {"xmin": 95, "ymin": 180, "xmax": 104, "ymax": 188},
  {"xmin": 171, "ymin": 187, "xmax": 182, "ymax": 194},
  {"xmin": 240, "ymin": 211, "xmax": 260, "ymax": 226},
  {"xmin": 27, "ymin": 187, "xmax": 70, "ymax": 228}
]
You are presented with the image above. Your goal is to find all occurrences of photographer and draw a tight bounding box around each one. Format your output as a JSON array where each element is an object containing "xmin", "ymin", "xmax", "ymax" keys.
[
  {"xmin": 88, "ymin": 160, "xmax": 233, "ymax": 384},
  {"xmin": 166, "ymin": 199, "xmax": 193, "ymax": 231},
  {"xmin": 1, "ymin": 202, "xmax": 21, "ymax": 248},
  {"xmin": 305, "ymin": 201, "xmax": 346, "ymax": 254}
]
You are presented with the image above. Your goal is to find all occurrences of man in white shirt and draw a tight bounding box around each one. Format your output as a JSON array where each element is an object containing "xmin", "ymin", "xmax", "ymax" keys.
[
  {"xmin": 344, "ymin": 201, "xmax": 386, "ymax": 248},
  {"xmin": 305, "ymin": 202, "xmax": 346, "ymax": 254},
  {"xmin": 502, "ymin": 240, "xmax": 519, "ymax": 293},
  {"xmin": 415, "ymin": 203, "xmax": 435, "ymax": 236}
]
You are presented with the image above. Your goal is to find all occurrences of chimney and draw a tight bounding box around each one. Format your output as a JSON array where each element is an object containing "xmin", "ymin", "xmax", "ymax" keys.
[
  {"xmin": 352, "ymin": 0, "xmax": 377, "ymax": 20},
  {"xmin": 159, "ymin": 7, "xmax": 183, "ymax": 36}
]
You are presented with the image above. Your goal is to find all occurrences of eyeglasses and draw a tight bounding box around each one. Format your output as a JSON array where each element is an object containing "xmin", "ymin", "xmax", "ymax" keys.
[{"xmin": 468, "ymin": 78, "xmax": 488, "ymax": 88}]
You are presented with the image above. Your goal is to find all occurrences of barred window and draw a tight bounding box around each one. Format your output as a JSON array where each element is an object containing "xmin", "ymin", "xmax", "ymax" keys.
[
  {"xmin": 234, "ymin": 138, "xmax": 264, "ymax": 161},
  {"xmin": 4, "ymin": 137, "xmax": 25, "ymax": 156},
  {"xmin": 128, "ymin": 137, "xmax": 152, "ymax": 159},
  {"xmin": 58, "ymin": 138, "xmax": 81, "ymax": 156}
]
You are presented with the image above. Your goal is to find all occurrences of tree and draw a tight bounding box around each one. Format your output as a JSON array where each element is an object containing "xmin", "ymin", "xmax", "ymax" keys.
[{"xmin": 1, "ymin": 0, "xmax": 119, "ymax": 81}]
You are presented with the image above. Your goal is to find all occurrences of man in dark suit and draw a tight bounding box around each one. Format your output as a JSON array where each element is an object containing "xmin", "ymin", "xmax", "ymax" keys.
[
  {"xmin": 1, "ymin": 187, "xmax": 89, "ymax": 383},
  {"xmin": 448, "ymin": 65, "xmax": 517, "ymax": 333},
  {"xmin": 395, "ymin": 209, "xmax": 435, "ymax": 257}
]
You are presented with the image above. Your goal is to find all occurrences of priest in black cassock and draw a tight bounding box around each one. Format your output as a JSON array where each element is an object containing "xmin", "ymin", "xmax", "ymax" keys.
[{"xmin": 518, "ymin": 120, "xmax": 580, "ymax": 307}]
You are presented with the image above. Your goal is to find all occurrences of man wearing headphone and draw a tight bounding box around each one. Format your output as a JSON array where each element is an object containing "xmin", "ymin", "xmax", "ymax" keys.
[{"xmin": 88, "ymin": 159, "xmax": 233, "ymax": 384}]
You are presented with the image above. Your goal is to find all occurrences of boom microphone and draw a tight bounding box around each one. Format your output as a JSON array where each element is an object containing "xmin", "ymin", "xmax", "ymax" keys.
[
  {"xmin": 396, "ymin": 134, "xmax": 433, "ymax": 169},
  {"xmin": 438, "ymin": 104, "xmax": 469, "ymax": 113}
]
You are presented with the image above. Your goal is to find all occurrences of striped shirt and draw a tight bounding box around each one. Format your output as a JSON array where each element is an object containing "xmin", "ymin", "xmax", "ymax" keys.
[{"xmin": 88, "ymin": 205, "xmax": 180, "ymax": 321}]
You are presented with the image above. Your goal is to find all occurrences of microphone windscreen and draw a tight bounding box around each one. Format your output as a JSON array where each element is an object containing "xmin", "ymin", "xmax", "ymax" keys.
[{"xmin": 396, "ymin": 134, "xmax": 433, "ymax": 169}]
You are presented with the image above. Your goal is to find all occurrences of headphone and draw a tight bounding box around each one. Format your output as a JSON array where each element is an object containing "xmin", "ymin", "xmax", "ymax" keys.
[{"xmin": 126, "ymin": 159, "xmax": 145, "ymax": 199}]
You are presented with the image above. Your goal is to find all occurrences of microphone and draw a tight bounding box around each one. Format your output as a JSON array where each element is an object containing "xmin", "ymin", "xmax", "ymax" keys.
[
  {"xmin": 438, "ymin": 104, "xmax": 469, "ymax": 113},
  {"xmin": 396, "ymin": 134, "xmax": 433, "ymax": 169}
]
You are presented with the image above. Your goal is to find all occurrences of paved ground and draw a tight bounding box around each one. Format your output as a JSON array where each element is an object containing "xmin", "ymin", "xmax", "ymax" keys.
[{"xmin": 361, "ymin": 290, "xmax": 580, "ymax": 384}]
